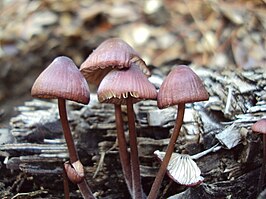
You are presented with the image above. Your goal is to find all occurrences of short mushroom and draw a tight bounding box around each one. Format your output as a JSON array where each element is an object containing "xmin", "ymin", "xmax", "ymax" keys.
[
  {"xmin": 97, "ymin": 64, "xmax": 157, "ymax": 199},
  {"xmin": 31, "ymin": 56, "xmax": 95, "ymax": 199},
  {"xmin": 252, "ymin": 118, "xmax": 266, "ymax": 193},
  {"xmin": 154, "ymin": 150, "xmax": 204, "ymax": 186},
  {"xmin": 80, "ymin": 37, "xmax": 150, "ymax": 85},
  {"xmin": 148, "ymin": 65, "xmax": 209, "ymax": 199}
]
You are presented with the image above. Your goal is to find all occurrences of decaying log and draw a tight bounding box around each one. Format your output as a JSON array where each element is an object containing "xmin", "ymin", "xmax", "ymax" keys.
[{"xmin": 0, "ymin": 66, "xmax": 265, "ymax": 198}]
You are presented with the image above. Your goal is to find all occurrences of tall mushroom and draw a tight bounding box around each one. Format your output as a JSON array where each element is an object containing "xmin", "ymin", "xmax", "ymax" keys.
[
  {"xmin": 97, "ymin": 64, "xmax": 157, "ymax": 199},
  {"xmin": 252, "ymin": 118, "xmax": 266, "ymax": 193},
  {"xmin": 31, "ymin": 56, "xmax": 95, "ymax": 199},
  {"xmin": 148, "ymin": 65, "xmax": 209, "ymax": 199},
  {"xmin": 80, "ymin": 38, "xmax": 150, "ymax": 196}
]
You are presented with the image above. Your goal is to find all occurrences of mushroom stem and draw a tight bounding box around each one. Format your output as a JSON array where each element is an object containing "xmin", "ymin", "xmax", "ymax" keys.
[
  {"xmin": 127, "ymin": 96, "xmax": 143, "ymax": 199},
  {"xmin": 114, "ymin": 104, "xmax": 133, "ymax": 195},
  {"xmin": 58, "ymin": 98, "xmax": 95, "ymax": 199},
  {"xmin": 58, "ymin": 98, "xmax": 79, "ymax": 163},
  {"xmin": 148, "ymin": 103, "xmax": 185, "ymax": 199},
  {"xmin": 258, "ymin": 134, "xmax": 266, "ymax": 193},
  {"xmin": 63, "ymin": 165, "xmax": 70, "ymax": 199},
  {"xmin": 78, "ymin": 181, "xmax": 95, "ymax": 199}
]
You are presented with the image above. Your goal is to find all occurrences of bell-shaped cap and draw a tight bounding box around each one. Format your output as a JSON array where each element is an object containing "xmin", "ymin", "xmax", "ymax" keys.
[
  {"xmin": 31, "ymin": 56, "xmax": 90, "ymax": 104},
  {"xmin": 80, "ymin": 38, "xmax": 150, "ymax": 85},
  {"xmin": 154, "ymin": 150, "xmax": 204, "ymax": 186},
  {"xmin": 157, "ymin": 65, "xmax": 209, "ymax": 109},
  {"xmin": 97, "ymin": 63, "xmax": 157, "ymax": 105},
  {"xmin": 252, "ymin": 118, "xmax": 266, "ymax": 134}
]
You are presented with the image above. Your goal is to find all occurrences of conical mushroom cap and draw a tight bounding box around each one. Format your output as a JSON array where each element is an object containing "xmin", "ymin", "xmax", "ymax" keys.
[
  {"xmin": 154, "ymin": 150, "xmax": 203, "ymax": 186},
  {"xmin": 157, "ymin": 65, "xmax": 209, "ymax": 109},
  {"xmin": 31, "ymin": 56, "xmax": 90, "ymax": 104},
  {"xmin": 97, "ymin": 64, "xmax": 157, "ymax": 105},
  {"xmin": 80, "ymin": 38, "xmax": 150, "ymax": 85},
  {"xmin": 252, "ymin": 118, "xmax": 266, "ymax": 134}
]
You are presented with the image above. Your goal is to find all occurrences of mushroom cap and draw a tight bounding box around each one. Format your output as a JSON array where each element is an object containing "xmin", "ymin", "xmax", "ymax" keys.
[
  {"xmin": 31, "ymin": 56, "xmax": 90, "ymax": 104},
  {"xmin": 154, "ymin": 150, "xmax": 204, "ymax": 186},
  {"xmin": 252, "ymin": 118, "xmax": 266, "ymax": 134},
  {"xmin": 80, "ymin": 38, "xmax": 150, "ymax": 85},
  {"xmin": 157, "ymin": 65, "xmax": 209, "ymax": 109},
  {"xmin": 97, "ymin": 63, "xmax": 157, "ymax": 105}
]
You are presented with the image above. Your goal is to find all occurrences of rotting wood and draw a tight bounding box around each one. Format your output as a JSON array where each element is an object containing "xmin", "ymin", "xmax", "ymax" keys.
[{"xmin": 0, "ymin": 66, "xmax": 265, "ymax": 198}]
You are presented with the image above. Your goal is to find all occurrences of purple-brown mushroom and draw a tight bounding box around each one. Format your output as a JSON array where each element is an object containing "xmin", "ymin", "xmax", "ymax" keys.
[
  {"xmin": 148, "ymin": 65, "xmax": 209, "ymax": 199},
  {"xmin": 98, "ymin": 64, "xmax": 157, "ymax": 199},
  {"xmin": 80, "ymin": 38, "xmax": 150, "ymax": 85},
  {"xmin": 31, "ymin": 56, "xmax": 95, "ymax": 199}
]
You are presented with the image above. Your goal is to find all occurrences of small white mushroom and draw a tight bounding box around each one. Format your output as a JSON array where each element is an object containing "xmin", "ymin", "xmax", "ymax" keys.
[{"xmin": 154, "ymin": 150, "xmax": 204, "ymax": 186}]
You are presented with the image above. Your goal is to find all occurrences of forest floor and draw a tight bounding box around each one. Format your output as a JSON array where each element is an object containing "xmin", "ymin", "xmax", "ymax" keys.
[{"xmin": 0, "ymin": 0, "xmax": 265, "ymax": 198}]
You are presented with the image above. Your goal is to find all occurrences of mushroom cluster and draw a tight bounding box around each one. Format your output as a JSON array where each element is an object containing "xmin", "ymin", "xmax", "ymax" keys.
[
  {"xmin": 31, "ymin": 38, "xmax": 209, "ymax": 199},
  {"xmin": 81, "ymin": 38, "xmax": 156, "ymax": 199}
]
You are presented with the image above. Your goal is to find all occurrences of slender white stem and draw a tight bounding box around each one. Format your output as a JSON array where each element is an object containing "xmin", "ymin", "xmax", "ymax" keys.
[{"xmin": 191, "ymin": 143, "xmax": 221, "ymax": 159}]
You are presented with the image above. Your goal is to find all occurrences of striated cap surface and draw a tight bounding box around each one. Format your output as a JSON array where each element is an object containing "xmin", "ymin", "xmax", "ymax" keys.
[
  {"xmin": 157, "ymin": 65, "xmax": 209, "ymax": 109},
  {"xmin": 97, "ymin": 63, "xmax": 157, "ymax": 105},
  {"xmin": 31, "ymin": 56, "xmax": 90, "ymax": 104},
  {"xmin": 80, "ymin": 38, "xmax": 150, "ymax": 85}
]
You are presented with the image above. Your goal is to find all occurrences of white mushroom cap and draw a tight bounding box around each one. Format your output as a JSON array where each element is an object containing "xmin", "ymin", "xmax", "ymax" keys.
[{"xmin": 154, "ymin": 150, "xmax": 204, "ymax": 186}]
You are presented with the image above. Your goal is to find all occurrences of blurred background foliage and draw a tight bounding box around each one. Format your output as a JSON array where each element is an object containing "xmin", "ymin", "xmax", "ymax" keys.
[{"xmin": 0, "ymin": 0, "xmax": 265, "ymax": 125}]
